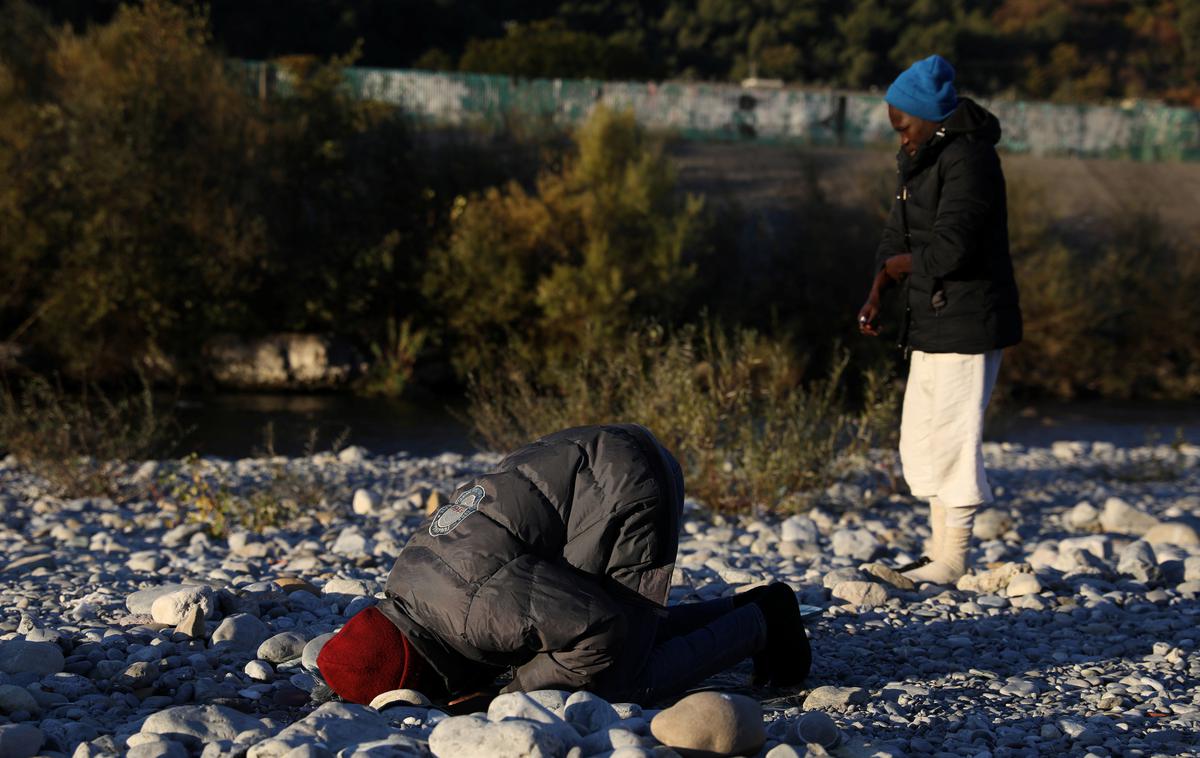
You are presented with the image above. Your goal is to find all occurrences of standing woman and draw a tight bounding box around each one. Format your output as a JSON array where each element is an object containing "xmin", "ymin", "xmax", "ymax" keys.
[{"xmin": 858, "ymin": 55, "xmax": 1022, "ymax": 585}]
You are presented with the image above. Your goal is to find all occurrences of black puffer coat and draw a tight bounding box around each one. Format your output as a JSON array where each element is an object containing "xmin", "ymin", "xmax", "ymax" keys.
[
  {"xmin": 376, "ymin": 424, "xmax": 684, "ymax": 700},
  {"xmin": 875, "ymin": 97, "xmax": 1022, "ymax": 354}
]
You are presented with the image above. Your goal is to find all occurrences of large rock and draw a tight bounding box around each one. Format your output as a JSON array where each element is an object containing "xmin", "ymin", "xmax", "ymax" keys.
[
  {"xmin": 1005, "ymin": 573, "xmax": 1043, "ymax": 598},
  {"xmin": 830, "ymin": 529, "xmax": 880, "ymax": 562},
  {"xmin": 650, "ymin": 691, "xmax": 765, "ymax": 757},
  {"xmin": 211, "ymin": 614, "xmax": 270, "ymax": 651},
  {"xmin": 127, "ymin": 584, "xmax": 204, "ymax": 615},
  {"xmin": 859, "ymin": 563, "xmax": 915, "ymax": 591},
  {"xmin": 0, "ymin": 640, "xmax": 65, "ymax": 675},
  {"xmin": 0, "ymin": 684, "xmax": 40, "ymax": 715},
  {"xmin": 1065, "ymin": 501, "xmax": 1100, "ymax": 532},
  {"xmin": 301, "ymin": 633, "xmax": 335, "ymax": 674},
  {"xmin": 352, "ymin": 489, "xmax": 383, "ymax": 516},
  {"xmin": 956, "ymin": 562, "xmax": 1033, "ymax": 595},
  {"xmin": 0, "ymin": 724, "xmax": 44, "ymax": 758},
  {"xmin": 151, "ymin": 586, "xmax": 216, "ymax": 625},
  {"xmin": 1117, "ymin": 540, "xmax": 1162, "ymax": 584},
  {"xmin": 780, "ymin": 516, "xmax": 820, "ymax": 544},
  {"xmin": 429, "ymin": 714, "xmax": 574, "ymax": 758},
  {"xmin": 802, "ymin": 686, "xmax": 866, "ymax": 711},
  {"xmin": 323, "ymin": 578, "xmax": 374, "ymax": 598},
  {"xmin": 1144, "ymin": 522, "xmax": 1200, "ymax": 547},
  {"xmin": 794, "ymin": 711, "xmax": 841, "ymax": 749},
  {"xmin": 486, "ymin": 692, "xmax": 581, "ymax": 749},
  {"xmin": 205, "ymin": 333, "xmax": 365, "ymax": 390},
  {"xmin": 973, "ymin": 509, "xmax": 1014, "ymax": 540},
  {"xmin": 247, "ymin": 703, "xmax": 406, "ymax": 757},
  {"xmin": 140, "ymin": 705, "xmax": 263, "ymax": 743},
  {"xmin": 1098, "ymin": 497, "xmax": 1160, "ymax": 536},
  {"xmin": 831, "ymin": 581, "xmax": 889, "ymax": 608},
  {"xmin": 257, "ymin": 632, "xmax": 308, "ymax": 664},
  {"xmin": 563, "ymin": 691, "xmax": 619, "ymax": 734}
]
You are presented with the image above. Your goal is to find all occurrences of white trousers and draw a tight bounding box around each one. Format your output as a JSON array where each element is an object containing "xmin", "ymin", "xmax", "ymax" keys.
[{"xmin": 899, "ymin": 349, "xmax": 1002, "ymax": 522}]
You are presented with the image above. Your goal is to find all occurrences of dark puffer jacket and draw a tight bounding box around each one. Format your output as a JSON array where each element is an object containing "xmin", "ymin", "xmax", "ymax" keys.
[
  {"xmin": 875, "ymin": 97, "xmax": 1022, "ymax": 354},
  {"xmin": 376, "ymin": 424, "xmax": 684, "ymax": 700}
]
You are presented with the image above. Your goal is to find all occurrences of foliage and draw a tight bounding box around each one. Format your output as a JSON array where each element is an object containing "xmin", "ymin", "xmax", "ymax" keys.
[
  {"xmin": 423, "ymin": 106, "xmax": 710, "ymax": 379},
  {"xmin": 468, "ymin": 322, "xmax": 901, "ymax": 514},
  {"xmin": 159, "ymin": 448, "xmax": 343, "ymax": 537},
  {"xmin": 1002, "ymin": 177, "xmax": 1200, "ymax": 399},
  {"xmin": 458, "ymin": 19, "xmax": 659, "ymax": 79},
  {"xmin": 0, "ymin": 373, "xmax": 175, "ymax": 497},
  {"xmin": 0, "ymin": 1, "xmax": 454, "ymax": 385},
  {"xmin": 38, "ymin": 0, "xmax": 1200, "ymax": 105},
  {"xmin": 357, "ymin": 317, "xmax": 428, "ymax": 397},
  {"xmin": 0, "ymin": 0, "xmax": 264, "ymax": 377}
]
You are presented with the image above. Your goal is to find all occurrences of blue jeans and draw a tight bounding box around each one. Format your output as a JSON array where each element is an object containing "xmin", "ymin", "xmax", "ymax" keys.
[{"xmin": 621, "ymin": 597, "xmax": 768, "ymax": 704}]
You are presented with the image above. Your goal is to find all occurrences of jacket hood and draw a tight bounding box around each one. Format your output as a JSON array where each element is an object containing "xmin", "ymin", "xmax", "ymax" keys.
[
  {"xmin": 898, "ymin": 96, "xmax": 1001, "ymax": 177},
  {"xmin": 942, "ymin": 97, "xmax": 1001, "ymax": 145}
]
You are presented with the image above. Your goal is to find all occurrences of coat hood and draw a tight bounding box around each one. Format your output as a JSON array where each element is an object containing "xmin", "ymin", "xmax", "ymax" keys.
[
  {"xmin": 899, "ymin": 97, "xmax": 1001, "ymax": 178},
  {"xmin": 942, "ymin": 97, "xmax": 1001, "ymax": 145}
]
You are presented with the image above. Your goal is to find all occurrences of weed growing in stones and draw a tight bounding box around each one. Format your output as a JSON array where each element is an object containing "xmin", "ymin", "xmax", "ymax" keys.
[{"xmin": 0, "ymin": 373, "xmax": 175, "ymax": 497}]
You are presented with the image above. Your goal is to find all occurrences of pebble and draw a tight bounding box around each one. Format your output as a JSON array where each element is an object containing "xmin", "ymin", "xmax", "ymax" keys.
[
  {"xmin": 211, "ymin": 613, "xmax": 270, "ymax": 650},
  {"xmin": 258, "ymin": 632, "xmax": 308, "ymax": 663},
  {"xmin": 150, "ymin": 585, "xmax": 215, "ymax": 625},
  {"xmin": 0, "ymin": 684, "xmax": 40, "ymax": 715},
  {"xmin": 300, "ymin": 632, "xmax": 334, "ymax": 674},
  {"xmin": 0, "ymin": 640, "xmax": 65, "ymax": 675},
  {"xmin": 803, "ymin": 686, "xmax": 867, "ymax": 710},
  {"xmin": 831, "ymin": 581, "xmax": 889, "ymax": 608},
  {"xmin": 0, "ymin": 724, "xmax": 44, "ymax": 758}
]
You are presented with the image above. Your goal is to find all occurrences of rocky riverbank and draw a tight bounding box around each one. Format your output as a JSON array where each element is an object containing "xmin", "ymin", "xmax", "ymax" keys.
[{"xmin": 1, "ymin": 440, "xmax": 1199, "ymax": 757}]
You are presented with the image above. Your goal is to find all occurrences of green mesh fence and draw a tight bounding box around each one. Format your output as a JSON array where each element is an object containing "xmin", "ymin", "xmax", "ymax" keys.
[{"xmin": 241, "ymin": 62, "xmax": 1200, "ymax": 162}]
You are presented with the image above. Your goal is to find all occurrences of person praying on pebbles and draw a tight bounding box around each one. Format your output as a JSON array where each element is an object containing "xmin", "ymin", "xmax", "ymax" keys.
[
  {"xmin": 316, "ymin": 424, "xmax": 811, "ymax": 707},
  {"xmin": 858, "ymin": 55, "xmax": 1023, "ymax": 585}
]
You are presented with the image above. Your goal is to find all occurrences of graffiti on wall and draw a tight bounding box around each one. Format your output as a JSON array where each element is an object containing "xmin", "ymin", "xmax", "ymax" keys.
[{"xmin": 246, "ymin": 63, "xmax": 1200, "ymax": 161}]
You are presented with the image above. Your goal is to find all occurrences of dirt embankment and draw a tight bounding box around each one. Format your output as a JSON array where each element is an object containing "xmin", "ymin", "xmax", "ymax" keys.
[{"xmin": 669, "ymin": 141, "xmax": 1200, "ymax": 246}]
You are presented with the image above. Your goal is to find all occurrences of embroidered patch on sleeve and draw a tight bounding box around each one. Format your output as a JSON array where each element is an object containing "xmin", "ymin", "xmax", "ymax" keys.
[{"xmin": 429, "ymin": 485, "xmax": 485, "ymax": 536}]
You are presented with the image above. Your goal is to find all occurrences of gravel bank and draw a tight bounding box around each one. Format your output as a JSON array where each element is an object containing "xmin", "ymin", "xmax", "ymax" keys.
[{"xmin": 1, "ymin": 440, "xmax": 1198, "ymax": 757}]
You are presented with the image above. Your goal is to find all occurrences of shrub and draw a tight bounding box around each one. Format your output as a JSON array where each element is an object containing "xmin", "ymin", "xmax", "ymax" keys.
[
  {"xmin": 0, "ymin": 2, "xmax": 440, "ymax": 385},
  {"xmin": 459, "ymin": 20, "xmax": 659, "ymax": 80},
  {"xmin": 0, "ymin": 373, "xmax": 175, "ymax": 497},
  {"xmin": 0, "ymin": 0, "xmax": 264, "ymax": 378},
  {"xmin": 1004, "ymin": 177, "xmax": 1200, "ymax": 399},
  {"xmin": 158, "ymin": 452, "xmax": 339, "ymax": 537},
  {"xmin": 158, "ymin": 428, "xmax": 348, "ymax": 536},
  {"xmin": 468, "ymin": 322, "xmax": 900, "ymax": 514},
  {"xmin": 423, "ymin": 106, "xmax": 711, "ymax": 380}
]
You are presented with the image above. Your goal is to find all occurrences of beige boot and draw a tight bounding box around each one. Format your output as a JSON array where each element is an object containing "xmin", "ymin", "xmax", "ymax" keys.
[
  {"xmin": 904, "ymin": 505, "xmax": 976, "ymax": 585},
  {"xmin": 923, "ymin": 497, "xmax": 945, "ymax": 560}
]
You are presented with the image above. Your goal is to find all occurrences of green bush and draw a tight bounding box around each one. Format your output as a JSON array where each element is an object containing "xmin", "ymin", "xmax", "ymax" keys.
[
  {"xmin": 423, "ymin": 106, "xmax": 711, "ymax": 380},
  {"xmin": 468, "ymin": 322, "xmax": 900, "ymax": 514}
]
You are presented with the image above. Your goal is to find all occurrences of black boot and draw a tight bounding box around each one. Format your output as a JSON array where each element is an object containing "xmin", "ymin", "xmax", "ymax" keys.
[{"xmin": 735, "ymin": 582, "xmax": 811, "ymax": 687}]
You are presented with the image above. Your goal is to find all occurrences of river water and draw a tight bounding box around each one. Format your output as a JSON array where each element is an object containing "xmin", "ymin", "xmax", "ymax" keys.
[{"xmin": 170, "ymin": 393, "xmax": 1200, "ymax": 459}]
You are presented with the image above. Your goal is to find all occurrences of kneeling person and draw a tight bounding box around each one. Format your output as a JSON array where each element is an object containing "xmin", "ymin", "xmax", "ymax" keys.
[{"xmin": 318, "ymin": 424, "xmax": 810, "ymax": 705}]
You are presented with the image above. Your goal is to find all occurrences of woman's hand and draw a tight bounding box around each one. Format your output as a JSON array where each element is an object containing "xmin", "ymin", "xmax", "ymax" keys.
[{"xmin": 858, "ymin": 294, "xmax": 882, "ymax": 336}]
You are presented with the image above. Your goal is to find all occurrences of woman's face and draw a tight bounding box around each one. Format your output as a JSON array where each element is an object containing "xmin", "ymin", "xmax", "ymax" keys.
[{"xmin": 888, "ymin": 104, "xmax": 939, "ymax": 158}]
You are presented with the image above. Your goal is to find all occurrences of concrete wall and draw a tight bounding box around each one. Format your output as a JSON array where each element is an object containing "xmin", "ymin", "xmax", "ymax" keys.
[{"xmin": 250, "ymin": 63, "xmax": 1200, "ymax": 161}]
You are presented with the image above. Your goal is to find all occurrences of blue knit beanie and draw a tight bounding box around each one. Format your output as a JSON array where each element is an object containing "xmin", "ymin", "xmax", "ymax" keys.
[{"xmin": 886, "ymin": 55, "xmax": 958, "ymax": 123}]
